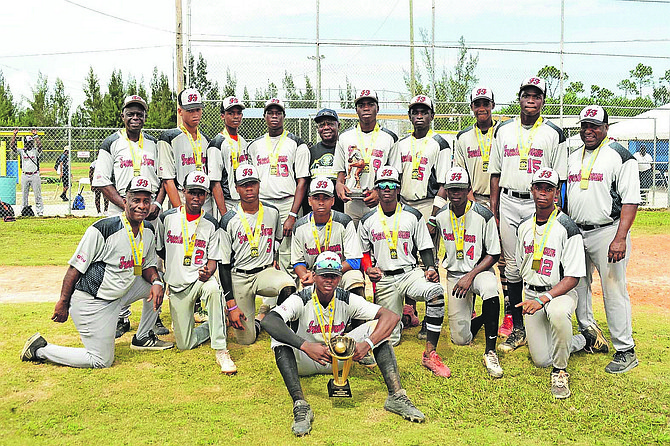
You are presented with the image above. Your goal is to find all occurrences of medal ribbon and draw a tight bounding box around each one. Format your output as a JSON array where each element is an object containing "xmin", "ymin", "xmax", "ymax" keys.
[
  {"xmin": 516, "ymin": 117, "xmax": 543, "ymax": 164},
  {"xmin": 122, "ymin": 129, "xmax": 144, "ymax": 176},
  {"xmin": 532, "ymin": 206, "xmax": 559, "ymax": 266},
  {"xmin": 474, "ymin": 122, "xmax": 494, "ymax": 165},
  {"xmin": 264, "ymin": 130, "xmax": 287, "ymax": 170},
  {"xmin": 180, "ymin": 125, "xmax": 204, "ymax": 170},
  {"xmin": 356, "ymin": 123, "xmax": 380, "ymax": 169},
  {"xmin": 377, "ymin": 203, "xmax": 402, "ymax": 254},
  {"xmin": 580, "ymin": 137, "xmax": 609, "ymax": 188},
  {"xmin": 312, "ymin": 291, "xmax": 336, "ymax": 344},
  {"xmin": 180, "ymin": 206, "xmax": 204, "ymax": 260},
  {"xmin": 449, "ymin": 200, "xmax": 473, "ymax": 254},
  {"xmin": 310, "ymin": 212, "xmax": 333, "ymax": 254},
  {"xmin": 121, "ymin": 214, "xmax": 144, "ymax": 271},
  {"xmin": 238, "ymin": 203, "xmax": 265, "ymax": 252},
  {"xmin": 410, "ymin": 129, "xmax": 434, "ymax": 173},
  {"xmin": 223, "ymin": 128, "xmax": 242, "ymax": 170}
]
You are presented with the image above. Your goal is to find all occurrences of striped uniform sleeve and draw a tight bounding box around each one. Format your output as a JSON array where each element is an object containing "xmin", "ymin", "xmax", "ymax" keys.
[
  {"xmin": 617, "ymin": 154, "xmax": 642, "ymax": 205},
  {"xmin": 142, "ymin": 225, "xmax": 159, "ymax": 270},
  {"xmin": 69, "ymin": 226, "xmax": 105, "ymax": 274},
  {"xmin": 157, "ymin": 138, "xmax": 177, "ymax": 180},
  {"xmin": 561, "ymin": 227, "xmax": 585, "ymax": 279},
  {"xmin": 295, "ymin": 142, "xmax": 311, "ymax": 179},
  {"xmin": 92, "ymin": 144, "xmax": 114, "ymax": 188}
]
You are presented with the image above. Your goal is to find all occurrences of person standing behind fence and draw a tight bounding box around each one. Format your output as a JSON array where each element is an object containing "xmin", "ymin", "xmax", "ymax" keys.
[
  {"xmin": 309, "ymin": 109, "xmax": 344, "ymax": 212},
  {"xmin": 633, "ymin": 144, "xmax": 653, "ymax": 205},
  {"xmin": 89, "ymin": 160, "xmax": 109, "ymax": 216},
  {"xmin": 54, "ymin": 146, "xmax": 70, "ymax": 202},
  {"xmin": 11, "ymin": 128, "xmax": 43, "ymax": 217}
]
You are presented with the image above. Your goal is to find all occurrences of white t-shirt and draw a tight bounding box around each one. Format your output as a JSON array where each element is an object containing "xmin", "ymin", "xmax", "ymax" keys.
[{"xmin": 633, "ymin": 152, "xmax": 653, "ymax": 172}]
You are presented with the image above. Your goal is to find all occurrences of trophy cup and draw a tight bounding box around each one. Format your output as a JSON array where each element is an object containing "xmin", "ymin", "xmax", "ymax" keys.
[
  {"xmin": 327, "ymin": 335, "xmax": 356, "ymax": 398},
  {"xmin": 346, "ymin": 146, "xmax": 366, "ymax": 199}
]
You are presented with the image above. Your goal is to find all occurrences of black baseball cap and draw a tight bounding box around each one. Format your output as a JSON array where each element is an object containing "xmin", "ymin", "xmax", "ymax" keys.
[{"xmin": 314, "ymin": 109, "xmax": 339, "ymax": 123}]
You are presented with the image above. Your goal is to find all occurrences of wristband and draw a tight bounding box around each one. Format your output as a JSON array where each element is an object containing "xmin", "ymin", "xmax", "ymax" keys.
[
  {"xmin": 153, "ymin": 201, "xmax": 162, "ymax": 209},
  {"xmin": 433, "ymin": 195, "xmax": 448, "ymax": 209},
  {"xmin": 227, "ymin": 305, "xmax": 238, "ymax": 312},
  {"xmin": 533, "ymin": 297, "xmax": 545, "ymax": 307},
  {"xmin": 151, "ymin": 280, "xmax": 163, "ymax": 287},
  {"xmin": 288, "ymin": 211, "xmax": 298, "ymax": 218},
  {"xmin": 427, "ymin": 220, "xmax": 437, "ymax": 227},
  {"xmin": 364, "ymin": 338, "xmax": 375, "ymax": 349},
  {"xmin": 541, "ymin": 292, "xmax": 554, "ymax": 302}
]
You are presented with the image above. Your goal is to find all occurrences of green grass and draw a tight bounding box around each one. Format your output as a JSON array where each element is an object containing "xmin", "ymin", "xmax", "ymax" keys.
[
  {"xmin": 2, "ymin": 302, "xmax": 669, "ymax": 445},
  {"xmin": 630, "ymin": 209, "xmax": 670, "ymax": 235}
]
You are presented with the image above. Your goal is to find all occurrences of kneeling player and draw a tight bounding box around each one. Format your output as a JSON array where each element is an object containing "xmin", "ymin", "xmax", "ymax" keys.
[
  {"xmin": 512, "ymin": 168, "xmax": 586, "ymax": 399},
  {"xmin": 262, "ymin": 252, "xmax": 425, "ymax": 437},
  {"xmin": 435, "ymin": 167, "xmax": 503, "ymax": 378}
]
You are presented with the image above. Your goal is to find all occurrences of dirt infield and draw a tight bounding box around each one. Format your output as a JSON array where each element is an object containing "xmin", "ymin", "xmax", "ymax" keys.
[{"xmin": 1, "ymin": 234, "xmax": 667, "ymax": 310}]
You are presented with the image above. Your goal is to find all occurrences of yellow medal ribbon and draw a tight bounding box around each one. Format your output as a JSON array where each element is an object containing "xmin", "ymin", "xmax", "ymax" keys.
[
  {"xmin": 580, "ymin": 137, "xmax": 609, "ymax": 190},
  {"xmin": 121, "ymin": 213, "xmax": 144, "ymax": 276},
  {"xmin": 222, "ymin": 128, "xmax": 242, "ymax": 171},
  {"xmin": 312, "ymin": 290, "xmax": 336, "ymax": 344},
  {"xmin": 180, "ymin": 125, "xmax": 204, "ymax": 170},
  {"xmin": 532, "ymin": 206, "xmax": 559, "ymax": 272},
  {"xmin": 310, "ymin": 212, "xmax": 333, "ymax": 254},
  {"xmin": 180, "ymin": 206, "xmax": 203, "ymax": 266},
  {"xmin": 238, "ymin": 203, "xmax": 264, "ymax": 257},
  {"xmin": 377, "ymin": 203, "xmax": 402, "ymax": 259},
  {"xmin": 516, "ymin": 117, "xmax": 543, "ymax": 170},
  {"xmin": 474, "ymin": 121, "xmax": 495, "ymax": 171},
  {"xmin": 356, "ymin": 123, "xmax": 380, "ymax": 173},
  {"xmin": 122, "ymin": 129, "xmax": 144, "ymax": 176},
  {"xmin": 449, "ymin": 200, "xmax": 472, "ymax": 259},
  {"xmin": 264, "ymin": 130, "xmax": 288, "ymax": 174},
  {"xmin": 410, "ymin": 129, "xmax": 434, "ymax": 178}
]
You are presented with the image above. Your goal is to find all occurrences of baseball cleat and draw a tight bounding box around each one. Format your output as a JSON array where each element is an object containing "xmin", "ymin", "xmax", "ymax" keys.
[
  {"xmin": 384, "ymin": 389, "xmax": 425, "ymax": 423},
  {"xmin": 498, "ymin": 314, "xmax": 513, "ymax": 337},
  {"xmin": 497, "ymin": 327, "xmax": 526, "ymax": 353},
  {"xmin": 291, "ymin": 400, "xmax": 314, "ymax": 437},
  {"xmin": 357, "ymin": 351, "xmax": 377, "ymax": 368},
  {"xmin": 581, "ymin": 323, "xmax": 609, "ymax": 354},
  {"xmin": 605, "ymin": 350, "xmax": 638, "ymax": 374},
  {"xmin": 215, "ymin": 349, "xmax": 237, "ymax": 374},
  {"xmin": 130, "ymin": 332, "xmax": 174, "ymax": 351},
  {"xmin": 417, "ymin": 319, "xmax": 427, "ymax": 340},
  {"xmin": 21, "ymin": 333, "xmax": 47, "ymax": 362},
  {"xmin": 401, "ymin": 304, "xmax": 420, "ymax": 328},
  {"xmin": 115, "ymin": 317, "xmax": 130, "ymax": 339},
  {"xmin": 483, "ymin": 350, "xmax": 503, "ymax": 378},
  {"xmin": 550, "ymin": 370, "xmax": 571, "ymax": 399},
  {"xmin": 421, "ymin": 350, "xmax": 451, "ymax": 378},
  {"xmin": 153, "ymin": 315, "xmax": 170, "ymax": 336}
]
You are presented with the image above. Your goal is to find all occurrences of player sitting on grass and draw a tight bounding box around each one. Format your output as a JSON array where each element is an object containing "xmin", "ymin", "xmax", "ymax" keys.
[
  {"xmin": 21, "ymin": 176, "xmax": 173, "ymax": 369},
  {"xmin": 262, "ymin": 251, "xmax": 425, "ymax": 437}
]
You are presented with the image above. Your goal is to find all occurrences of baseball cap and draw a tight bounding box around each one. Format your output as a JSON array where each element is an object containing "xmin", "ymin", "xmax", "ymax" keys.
[
  {"xmin": 235, "ymin": 164, "xmax": 260, "ymax": 185},
  {"xmin": 122, "ymin": 94, "xmax": 148, "ymax": 111},
  {"xmin": 470, "ymin": 87, "xmax": 495, "ymax": 103},
  {"xmin": 443, "ymin": 167, "xmax": 470, "ymax": 189},
  {"xmin": 126, "ymin": 175, "xmax": 152, "ymax": 194},
  {"xmin": 375, "ymin": 166, "xmax": 401, "ymax": 185},
  {"xmin": 531, "ymin": 167, "xmax": 559, "ymax": 188},
  {"xmin": 184, "ymin": 171, "xmax": 211, "ymax": 192},
  {"xmin": 354, "ymin": 89, "xmax": 378, "ymax": 106},
  {"xmin": 24, "ymin": 135, "xmax": 34, "ymax": 143},
  {"xmin": 408, "ymin": 94, "xmax": 434, "ymax": 111},
  {"xmin": 313, "ymin": 251, "xmax": 343, "ymax": 276},
  {"xmin": 178, "ymin": 88, "xmax": 203, "ymax": 111},
  {"xmin": 314, "ymin": 108, "xmax": 339, "ymax": 123},
  {"xmin": 309, "ymin": 177, "xmax": 335, "ymax": 197},
  {"xmin": 519, "ymin": 77, "xmax": 547, "ymax": 96},
  {"xmin": 578, "ymin": 105, "xmax": 608, "ymax": 126},
  {"xmin": 264, "ymin": 98, "xmax": 286, "ymax": 113},
  {"xmin": 221, "ymin": 96, "xmax": 245, "ymax": 113}
]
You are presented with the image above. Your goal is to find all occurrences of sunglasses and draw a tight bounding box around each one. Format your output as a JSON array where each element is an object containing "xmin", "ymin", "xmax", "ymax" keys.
[
  {"xmin": 377, "ymin": 182, "xmax": 399, "ymax": 190},
  {"xmin": 314, "ymin": 258, "xmax": 342, "ymax": 271}
]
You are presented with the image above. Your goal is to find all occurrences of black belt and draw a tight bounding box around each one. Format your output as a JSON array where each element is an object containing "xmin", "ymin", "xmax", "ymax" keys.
[
  {"xmin": 577, "ymin": 220, "xmax": 616, "ymax": 231},
  {"xmin": 23, "ymin": 171, "xmax": 38, "ymax": 175},
  {"xmin": 233, "ymin": 265, "xmax": 271, "ymax": 275},
  {"xmin": 383, "ymin": 267, "xmax": 414, "ymax": 276},
  {"xmin": 502, "ymin": 188, "xmax": 531, "ymax": 200},
  {"xmin": 526, "ymin": 284, "xmax": 551, "ymax": 292}
]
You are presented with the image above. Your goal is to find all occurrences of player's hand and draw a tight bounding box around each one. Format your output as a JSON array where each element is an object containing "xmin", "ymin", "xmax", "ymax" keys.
[
  {"xmin": 516, "ymin": 299, "xmax": 542, "ymax": 315},
  {"xmin": 148, "ymin": 284, "xmax": 164, "ymax": 310},
  {"xmin": 31, "ymin": 128, "xmax": 38, "ymax": 136},
  {"xmin": 51, "ymin": 299, "xmax": 70, "ymax": 323},
  {"xmin": 301, "ymin": 342, "xmax": 332, "ymax": 365},
  {"xmin": 363, "ymin": 189, "xmax": 379, "ymax": 206},
  {"xmin": 365, "ymin": 266, "xmax": 383, "ymax": 283},
  {"xmin": 227, "ymin": 306, "xmax": 247, "ymax": 330},
  {"xmin": 427, "ymin": 223, "xmax": 437, "ymax": 236},
  {"xmin": 198, "ymin": 265, "xmax": 213, "ymax": 282},
  {"xmin": 283, "ymin": 215, "xmax": 296, "ymax": 237},
  {"xmin": 608, "ymin": 236, "xmax": 626, "ymax": 263},
  {"xmin": 425, "ymin": 268, "xmax": 439, "ymax": 283},
  {"xmin": 147, "ymin": 204, "xmax": 161, "ymax": 221},
  {"xmin": 13, "ymin": 128, "xmax": 18, "ymax": 137},
  {"xmin": 453, "ymin": 273, "xmax": 474, "ymax": 299},
  {"xmin": 336, "ymin": 182, "xmax": 351, "ymax": 203},
  {"xmin": 352, "ymin": 341, "xmax": 371, "ymax": 361},
  {"xmin": 273, "ymin": 260, "xmax": 280, "ymax": 270},
  {"xmin": 299, "ymin": 271, "xmax": 314, "ymax": 286}
]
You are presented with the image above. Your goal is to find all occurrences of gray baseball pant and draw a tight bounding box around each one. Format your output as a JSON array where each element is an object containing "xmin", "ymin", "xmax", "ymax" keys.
[
  {"xmin": 498, "ymin": 192, "xmax": 535, "ymax": 283},
  {"xmin": 22, "ymin": 172, "xmax": 44, "ymax": 215}
]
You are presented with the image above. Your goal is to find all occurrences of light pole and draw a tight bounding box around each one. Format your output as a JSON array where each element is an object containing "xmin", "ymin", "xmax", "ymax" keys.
[{"xmin": 308, "ymin": 0, "xmax": 325, "ymax": 109}]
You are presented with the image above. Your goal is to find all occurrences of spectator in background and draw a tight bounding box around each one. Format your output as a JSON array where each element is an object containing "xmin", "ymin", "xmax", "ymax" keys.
[
  {"xmin": 54, "ymin": 146, "xmax": 71, "ymax": 202},
  {"xmin": 11, "ymin": 128, "xmax": 44, "ymax": 217},
  {"xmin": 309, "ymin": 109, "xmax": 343, "ymax": 212},
  {"xmin": 89, "ymin": 160, "xmax": 109, "ymax": 216},
  {"xmin": 633, "ymin": 144, "xmax": 653, "ymax": 205}
]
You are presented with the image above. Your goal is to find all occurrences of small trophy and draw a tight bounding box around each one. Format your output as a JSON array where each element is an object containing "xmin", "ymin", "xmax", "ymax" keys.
[
  {"xmin": 346, "ymin": 146, "xmax": 366, "ymax": 199},
  {"xmin": 327, "ymin": 335, "xmax": 356, "ymax": 398}
]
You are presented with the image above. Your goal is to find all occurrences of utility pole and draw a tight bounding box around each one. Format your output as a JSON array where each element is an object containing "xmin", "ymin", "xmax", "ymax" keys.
[
  {"xmin": 430, "ymin": 0, "xmax": 435, "ymax": 101},
  {"xmin": 559, "ymin": 0, "xmax": 565, "ymax": 128},
  {"xmin": 175, "ymin": 0, "xmax": 184, "ymax": 126},
  {"xmin": 409, "ymin": 0, "xmax": 415, "ymax": 96},
  {"xmin": 308, "ymin": 0, "xmax": 324, "ymax": 110}
]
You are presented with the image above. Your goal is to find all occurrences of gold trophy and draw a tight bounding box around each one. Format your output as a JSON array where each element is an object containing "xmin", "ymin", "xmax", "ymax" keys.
[
  {"xmin": 327, "ymin": 335, "xmax": 356, "ymax": 398},
  {"xmin": 346, "ymin": 146, "xmax": 366, "ymax": 199}
]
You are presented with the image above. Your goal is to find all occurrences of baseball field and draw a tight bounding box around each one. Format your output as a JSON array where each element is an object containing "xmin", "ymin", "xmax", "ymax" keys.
[{"xmin": 1, "ymin": 212, "xmax": 669, "ymax": 445}]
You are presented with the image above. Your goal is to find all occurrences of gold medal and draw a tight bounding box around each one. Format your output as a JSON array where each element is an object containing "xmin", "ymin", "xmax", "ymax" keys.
[
  {"xmin": 456, "ymin": 250, "xmax": 464, "ymax": 260},
  {"xmin": 519, "ymin": 159, "xmax": 527, "ymax": 171},
  {"xmin": 580, "ymin": 178, "xmax": 589, "ymax": 190},
  {"xmin": 390, "ymin": 248, "xmax": 398, "ymax": 259},
  {"xmin": 532, "ymin": 259, "xmax": 541, "ymax": 271},
  {"xmin": 133, "ymin": 168, "xmax": 141, "ymax": 177},
  {"xmin": 482, "ymin": 161, "xmax": 489, "ymax": 172},
  {"xmin": 250, "ymin": 247, "xmax": 259, "ymax": 257},
  {"xmin": 362, "ymin": 163, "xmax": 370, "ymax": 173},
  {"xmin": 183, "ymin": 257, "xmax": 192, "ymax": 266},
  {"xmin": 133, "ymin": 265, "xmax": 142, "ymax": 276},
  {"xmin": 270, "ymin": 165, "xmax": 278, "ymax": 176},
  {"xmin": 411, "ymin": 168, "xmax": 419, "ymax": 179}
]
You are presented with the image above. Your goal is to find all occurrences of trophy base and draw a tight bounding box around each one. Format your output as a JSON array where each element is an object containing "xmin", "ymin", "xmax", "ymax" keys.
[
  {"xmin": 327, "ymin": 379, "xmax": 352, "ymax": 398},
  {"xmin": 349, "ymin": 190, "xmax": 364, "ymax": 199}
]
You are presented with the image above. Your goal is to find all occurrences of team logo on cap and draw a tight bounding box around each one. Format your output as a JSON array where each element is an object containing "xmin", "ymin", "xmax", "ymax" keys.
[{"xmin": 185, "ymin": 92, "xmax": 200, "ymax": 104}]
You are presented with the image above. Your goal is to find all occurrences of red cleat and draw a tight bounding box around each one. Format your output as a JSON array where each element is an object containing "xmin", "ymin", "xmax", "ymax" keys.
[
  {"xmin": 498, "ymin": 314, "xmax": 513, "ymax": 337},
  {"xmin": 422, "ymin": 350, "xmax": 451, "ymax": 378}
]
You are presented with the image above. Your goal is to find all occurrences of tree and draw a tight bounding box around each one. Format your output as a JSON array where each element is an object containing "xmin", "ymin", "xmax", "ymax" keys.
[
  {"xmin": 100, "ymin": 69, "xmax": 124, "ymax": 127},
  {"xmin": 629, "ymin": 63, "xmax": 653, "ymax": 97},
  {"xmin": 77, "ymin": 67, "xmax": 104, "ymax": 127},
  {"xmin": 339, "ymin": 77, "xmax": 356, "ymax": 109},
  {"xmin": 242, "ymin": 86, "xmax": 250, "ymax": 105},
  {"xmin": 302, "ymin": 76, "xmax": 315, "ymax": 108},
  {"xmin": 0, "ymin": 70, "xmax": 17, "ymax": 126},
  {"xmin": 617, "ymin": 79, "xmax": 639, "ymax": 99},
  {"xmin": 282, "ymin": 71, "xmax": 300, "ymax": 107},
  {"xmin": 146, "ymin": 67, "xmax": 175, "ymax": 129},
  {"xmin": 448, "ymin": 36, "xmax": 479, "ymax": 104},
  {"xmin": 566, "ymin": 81, "xmax": 584, "ymax": 95},
  {"xmin": 49, "ymin": 78, "xmax": 71, "ymax": 126},
  {"xmin": 23, "ymin": 72, "xmax": 51, "ymax": 126},
  {"xmin": 223, "ymin": 68, "xmax": 237, "ymax": 98},
  {"xmin": 653, "ymin": 86, "xmax": 670, "ymax": 106},
  {"xmin": 537, "ymin": 65, "xmax": 568, "ymax": 98}
]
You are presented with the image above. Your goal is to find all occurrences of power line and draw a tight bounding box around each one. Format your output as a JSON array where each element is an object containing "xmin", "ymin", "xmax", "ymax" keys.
[
  {"xmin": 0, "ymin": 45, "xmax": 171, "ymax": 59},
  {"xmin": 62, "ymin": 0, "xmax": 174, "ymax": 34}
]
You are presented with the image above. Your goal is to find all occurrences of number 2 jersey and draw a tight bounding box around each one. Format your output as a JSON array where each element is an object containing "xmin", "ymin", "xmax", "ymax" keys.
[{"xmin": 514, "ymin": 210, "xmax": 585, "ymax": 288}]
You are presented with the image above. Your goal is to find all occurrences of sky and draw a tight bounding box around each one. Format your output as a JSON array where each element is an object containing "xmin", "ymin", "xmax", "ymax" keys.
[{"xmin": 1, "ymin": 0, "xmax": 669, "ymax": 112}]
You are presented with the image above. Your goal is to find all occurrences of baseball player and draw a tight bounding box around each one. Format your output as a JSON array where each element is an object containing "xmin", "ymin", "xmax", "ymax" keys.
[
  {"xmin": 291, "ymin": 176, "xmax": 365, "ymax": 296},
  {"xmin": 21, "ymin": 176, "xmax": 174, "ymax": 369},
  {"xmin": 92, "ymin": 94, "xmax": 166, "ymax": 339},
  {"xmin": 208, "ymin": 96, "xmax": 249, "ymax": 218},
  {"xmin": 358, "ymin": 166, "xmax": 450, "ymax": 377},
  {"xmin": 10, "ymin": 128, "xmax": 43, "ymax": 216},
  {"xmin": 309, "ymin": 108, "xmax": 344, "ymax": 212},
  {"xmin": 261, "ymin": 252, "xmax": 425, "ymax": 437},
  {"xmin": 566, "ymin": 105, "xmax": 640, "ymax": 374},
  {"xmin": 155, "ymin": 171, "xmax": 236, "ymax": 373},
  {"xmin": 54, "ymin": 146, "xmax": 70, "ymax": 202},
  {"xmin": 158, "ymin": 88, "xmax": 212, "ymax": 212},
  {"xmin": 489, "ymin": 77, "xmax": 567, "ymax": 353},
  {"xmin": 435, "ymin": 167, "xmax": 503, "ymax": 378},
  {"xmin": 218, "ymin": 164, "xmax": 297, "ymax": 345},
  {"xmin": 246, "ymin": 98, "xmax": 310, "ymax": 283},
  {"xmin": 334, "ymin": 89, "xmax": 400, "ymax": 226},
  {"xmin": 511, "ymin": 167, "xmax": 586, "ymax": 398}
]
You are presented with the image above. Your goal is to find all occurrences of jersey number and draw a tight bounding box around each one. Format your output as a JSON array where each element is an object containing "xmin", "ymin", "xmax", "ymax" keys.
[
  {"xmin": 527, "ymin": 159, "xmax": 541, "ymax": 174},
  {"xmin": 194, "ymin": 249, "xmax": 204, "ymax": 265},
  {"xmin": 537, "ymin": 259, "xmax": 553, "ymax": 277}
]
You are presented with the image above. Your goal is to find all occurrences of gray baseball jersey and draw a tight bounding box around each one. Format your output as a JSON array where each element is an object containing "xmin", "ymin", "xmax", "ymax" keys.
[
  {"xmin": 396, "ymin": 132, "xmax": 452, "ymax": 201},
  {"xmin": 566, "ymin": 141, "xmax": 641, "ymax": 225},
  {"xmin": 454, "ymin": 122, "xmax": 500, "ymax": 196},
  {"xmin": 435, "ymin": 202, "xmax": 501, "ymax": 273},
  {"xmin": 291, "ymin": 210, "xmax": 363, "ymax": 268},
  {"xmin": 246, "ymin": 132, "xmax": 310, "ymax": 200},
  {"xmin": 69, "ymin": 216, "xmax": 158, "ymax": 301},
  {"xmin": 156, "ymin": 207, "xmax": 221, "ymax": 293},
  {"xmin": 18, "ymin": 146, "xmax": 41, "ymax": 173},
  {"xmin": 358, "ymin": 204, "xmax": 433, "ymax": 269},
  {"xmin": 207, "ymin": 131, "xmax": 249, "ymax": 201},
  {"xmin": 157, "ymin": 128, "xmax": 210, "ymax": 189}
]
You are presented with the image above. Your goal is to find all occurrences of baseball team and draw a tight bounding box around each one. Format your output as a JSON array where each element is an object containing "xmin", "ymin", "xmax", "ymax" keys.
[{"xmin": 21, "ymin": 76, "xmax": 640, "ymax": 437}]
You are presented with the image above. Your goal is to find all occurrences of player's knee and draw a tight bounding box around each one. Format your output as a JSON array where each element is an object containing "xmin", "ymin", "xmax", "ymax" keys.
[
  {"xmin": 532, "ymin": 355, "xmax": 553, "ymax": 368},
  {"xmin": 277, "ymin": 285, "xmax": 296, "ymax": 306},
  {"xmin": 450, "ymin": 321, "xmax": 472, "ymax": 346},
  {"xmin": 90, "ymin": 353, "xmax": 114, "ymax": 369}
]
